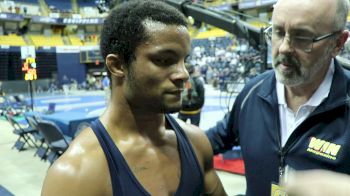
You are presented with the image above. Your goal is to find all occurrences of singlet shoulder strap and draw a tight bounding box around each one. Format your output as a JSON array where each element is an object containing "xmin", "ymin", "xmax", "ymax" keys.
[
  {"xmin": 165, "ymin": 114, "xmax": 204, "ymax": 195},
  {"xmin": 90, "ymin": 119, "xmax": 150, "ymax": 196},
  {"xmin": 90, "ymin": 119, "xmax": 122, "ymax": 195}
]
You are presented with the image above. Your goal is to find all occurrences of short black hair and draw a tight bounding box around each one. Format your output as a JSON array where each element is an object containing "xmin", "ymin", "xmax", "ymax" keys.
[{"xmin": 100, "ymin": 0, "xmax": 188, "ymax": 77}]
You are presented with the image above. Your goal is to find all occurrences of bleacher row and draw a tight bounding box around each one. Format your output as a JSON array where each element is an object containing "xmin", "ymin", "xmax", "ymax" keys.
[
  {"xmin": 5, "ymin": 0, "xmax": 95, "ymax": 10},
  {"xmin": 0, "ymin": 28, "xmax": 232, "ymax": 47},
  {"xmin": 0, "ymin": 34, "xmax": 99, "ymax": 46},
  {"xmin": 0, "ymin": 0, "xmax": 102, "ymax": 18},
  {"xmin": 1, "ymin": 0, "xmax": 270, "ymax": 28}
]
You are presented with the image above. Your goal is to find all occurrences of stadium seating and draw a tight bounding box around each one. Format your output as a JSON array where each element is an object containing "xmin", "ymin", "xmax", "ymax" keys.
[
  {"xmin": 194, "ymin": 28, "xmax": 229, "ymax": 39},
  {"xmin": 0, "ymin": 34, "xmax": 26, "ymax": 46},
  {"xmin": 29, "ymin": 34, "xmax": 64, "ymax": 46},
  {"xmin": 68, "ymin": 35, "xmax": 83, "ymax": 46}
]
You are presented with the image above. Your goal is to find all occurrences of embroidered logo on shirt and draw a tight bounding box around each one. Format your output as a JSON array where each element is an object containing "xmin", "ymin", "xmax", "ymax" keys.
[{"xmin": 307, "ymin": 137, "xmax": 341, "ymax": 160}]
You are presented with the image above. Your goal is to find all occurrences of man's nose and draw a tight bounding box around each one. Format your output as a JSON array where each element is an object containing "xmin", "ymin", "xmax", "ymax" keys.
[{"xmin": 278, "ymin": 35, "xmax": 294, "ymax": 54}]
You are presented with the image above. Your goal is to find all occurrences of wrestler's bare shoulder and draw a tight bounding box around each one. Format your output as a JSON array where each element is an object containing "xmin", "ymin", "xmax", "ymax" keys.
[
  {"xmin": 41, "ymin": 127, "xmax": 112, "ymax": 196},
  {"xmin": 174, "ymin": 119, "xmax": 213, "ymax": 166}
]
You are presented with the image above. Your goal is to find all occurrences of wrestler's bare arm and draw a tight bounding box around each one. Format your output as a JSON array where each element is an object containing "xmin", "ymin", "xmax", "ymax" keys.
[{"xmin": 177, "ymin": 121, "xmax": 227, "ymax": 196}]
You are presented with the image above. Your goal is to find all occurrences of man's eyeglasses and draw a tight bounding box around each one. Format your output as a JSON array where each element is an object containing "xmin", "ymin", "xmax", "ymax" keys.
[{"xmin": 264, "ymin": 26, "xmax": 341, "ymax": 53}]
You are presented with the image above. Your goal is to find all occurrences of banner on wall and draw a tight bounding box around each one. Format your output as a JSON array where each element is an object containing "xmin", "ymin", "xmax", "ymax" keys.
[
  {"xmin": 0, "ymin": 13, "xmax": 24, "ymax": 21},
  {"xmin": 31, "ymin": 16, "xmax": 103, "ymax": 25}
]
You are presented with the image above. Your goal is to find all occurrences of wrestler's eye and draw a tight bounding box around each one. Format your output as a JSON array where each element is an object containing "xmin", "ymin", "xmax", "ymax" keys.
[{"xmin": 152, "ymin": 56, "xmax": 177, "ymax": 67}]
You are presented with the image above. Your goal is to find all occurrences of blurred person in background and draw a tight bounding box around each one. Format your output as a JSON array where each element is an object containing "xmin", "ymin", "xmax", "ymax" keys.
[
  {"xmin": 178, "ymin": 64, "xmax": 205, "ymax": 126},
  {"xmin": 62, "ymin": 75, "xmax": 70, "ymax": 95}
]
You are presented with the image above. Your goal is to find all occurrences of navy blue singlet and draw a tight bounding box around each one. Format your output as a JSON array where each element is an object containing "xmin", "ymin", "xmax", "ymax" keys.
[{"xmin": 90, "ymin": 114, "xmax": 204, "ymax": 196}]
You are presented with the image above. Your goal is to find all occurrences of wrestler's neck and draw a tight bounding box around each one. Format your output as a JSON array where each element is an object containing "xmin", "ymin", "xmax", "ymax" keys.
[{"xmin": 100, "ymin": 98, "xmax": 167, "ymax": 140}]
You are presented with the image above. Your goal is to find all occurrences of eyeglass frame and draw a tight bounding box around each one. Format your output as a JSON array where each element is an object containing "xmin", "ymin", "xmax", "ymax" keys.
[{"xmin": 264, "ymin": 26, "xmax": 341, "ymax": 53}]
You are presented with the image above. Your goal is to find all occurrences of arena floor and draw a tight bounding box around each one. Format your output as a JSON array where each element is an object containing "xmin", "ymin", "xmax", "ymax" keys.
[{"xmin": 0, "ymin": 85, "xmax": 246, "ymax": 195}]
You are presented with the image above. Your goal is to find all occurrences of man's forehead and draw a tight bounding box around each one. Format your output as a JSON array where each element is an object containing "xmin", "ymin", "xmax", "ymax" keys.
[
  {"xmin": 273, "ymin": 0, "xmax": 336, "ymax": 29},
  {"xmin": 274, "ymin": 0, "xmax": 335, "ymax": 12}
]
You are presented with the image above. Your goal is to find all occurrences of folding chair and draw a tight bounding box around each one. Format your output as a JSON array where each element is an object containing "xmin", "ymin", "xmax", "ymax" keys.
[
  {"xmin": 6, "ymin": 115, "xmax": 37, "ymax": 151},
  {"xmin": 24, "ymin": 115, "xmax": 48, "ymax": 160},
  {"xmin": 36, "ymin": 120, "xmax": 72, "ymax": 164}
]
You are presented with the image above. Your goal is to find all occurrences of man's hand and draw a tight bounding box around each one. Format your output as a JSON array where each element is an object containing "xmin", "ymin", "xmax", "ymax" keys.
[{"xmin": 284, "ymin": 170, "xmax": 350, "ymax": 196}]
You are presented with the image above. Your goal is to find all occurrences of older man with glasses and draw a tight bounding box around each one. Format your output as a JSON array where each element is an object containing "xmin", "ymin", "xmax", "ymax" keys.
[{"xmin": 206, "ymin": 0, "xmax": 350, "ymax": 195}]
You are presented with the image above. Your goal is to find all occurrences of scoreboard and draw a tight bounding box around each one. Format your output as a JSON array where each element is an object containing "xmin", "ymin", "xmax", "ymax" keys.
[
  {"xmin": 80, "ymin": 50, "xmax": 104, "ymax": 64},
  {"xmin": 22, "ymin": 57, "xmax": 37, "ymax": 81}
]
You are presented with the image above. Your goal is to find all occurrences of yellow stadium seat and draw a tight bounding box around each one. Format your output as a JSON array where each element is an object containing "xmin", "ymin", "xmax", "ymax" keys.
[
  {"xmin": 0, "ymin": 34, "xmax": 26, "ymax": 46},
  {"xmin": 29, "ymin": 35, "xmax": 65, "ymax": 47}
]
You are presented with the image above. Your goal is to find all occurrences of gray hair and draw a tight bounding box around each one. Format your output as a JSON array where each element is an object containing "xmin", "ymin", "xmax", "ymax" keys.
[{"xmin": 335, "ymin": 0, "xmax": 349, "ymax": 30}]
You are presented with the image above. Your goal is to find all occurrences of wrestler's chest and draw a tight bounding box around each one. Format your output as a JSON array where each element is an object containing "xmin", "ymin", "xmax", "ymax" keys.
[{"xmin": 124, "ymin": 145, "xmax": 182, "ymax": 195}]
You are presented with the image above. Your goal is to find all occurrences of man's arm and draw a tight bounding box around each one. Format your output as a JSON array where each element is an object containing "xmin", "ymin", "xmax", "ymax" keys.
[
  {"xmin": 205, "ymin": 80, "xmax": 247, "ymax": 155},
  {"xmin": 205, "ymin": 71, "xmax": 269, "ymax": 155},
  {"xmin": 205, "ymin": 110, "xmax": 238, "ymax": 155}
]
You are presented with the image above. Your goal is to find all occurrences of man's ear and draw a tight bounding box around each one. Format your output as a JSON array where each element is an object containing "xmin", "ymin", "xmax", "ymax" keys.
[
  {"xmin": 332, "ymin": 30, "xmax": 349, "ymax": 57},
  {"xmin": 105, "ymin": 54, "xmax": 125, "ymax": 78}
]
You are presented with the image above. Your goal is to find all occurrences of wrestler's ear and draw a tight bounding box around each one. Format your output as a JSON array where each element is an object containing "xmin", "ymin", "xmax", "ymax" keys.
[{"xmin": 105, "ymin": 54, "xmax": 125, "ymax": 78}]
